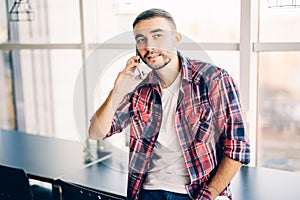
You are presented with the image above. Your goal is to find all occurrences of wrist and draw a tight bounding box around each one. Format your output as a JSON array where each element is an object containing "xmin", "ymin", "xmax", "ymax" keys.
[
  {"xmin": 112, "ymin": 85, "xmax": 127, "ymax": 97},
  {"xmin": 110, "ymin": 89, "xmax": 126, "ymax": 105},
  {"xmin": 208, "ymin": 184, "xmax": 221, "ymax": 199}
]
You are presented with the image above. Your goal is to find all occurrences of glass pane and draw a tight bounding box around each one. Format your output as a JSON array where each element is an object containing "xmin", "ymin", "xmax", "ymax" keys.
[
  {"xmin": 7, "ymin": 0, "xmax": 80, "ymax": 43},
  {"xmin": 0, "ymin": 3, "xmax": 13, "ymax": 129},
  {"xmin": 18, "ymin": 50, "xmax": 82, "ymax": 140},
  {"xmin": 0, "ymin": 0, "xmax": 8, "ymax": 42},
  {"xmin": 180, "ymin": 49, "xmax": 240, "ymax": 85},
  {"xmin": 0, "ymin": 51, "xmax": 15, "ymax": 129},
  {"xmin": 260, "ymin": 1, "xmax": 300, "ymax": 42},
  {"xmin": 257, "ymin": 52, "xmax": 300, "ymax": 172},
  {"xmin": 95, "ymin": 0, "xmax": 240, "ymax": 43},
  {"xmin": 82, "ymin": 0, "xmax": 101, "ymax": 47},
  {"xmin": 206, "ymin": 51, "xmax": 240, "ymax": 85}
]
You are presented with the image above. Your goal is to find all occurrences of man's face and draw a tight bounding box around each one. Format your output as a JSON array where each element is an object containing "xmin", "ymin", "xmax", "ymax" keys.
[{"xmin": 134, "ymin": 17, "xmax": 181, "ymax": 70}]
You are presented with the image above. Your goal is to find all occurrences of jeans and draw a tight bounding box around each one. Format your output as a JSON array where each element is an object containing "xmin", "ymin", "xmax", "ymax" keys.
[{"xmin": 140, "ymin": 189, "xmax": 191, "ymax": 200}]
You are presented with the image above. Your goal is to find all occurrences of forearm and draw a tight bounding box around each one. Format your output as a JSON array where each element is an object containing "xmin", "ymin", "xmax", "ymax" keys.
[
  {"xmin": 89, "ymin": 55, "xmax": 144, "ymax": 140},
  {"xmin": 88, "ymin": 89, "xmax": 124, "ymax": 140},
  {"xmin": 207, "ymin": 156, "xmax": 242, "ymax": 199}
]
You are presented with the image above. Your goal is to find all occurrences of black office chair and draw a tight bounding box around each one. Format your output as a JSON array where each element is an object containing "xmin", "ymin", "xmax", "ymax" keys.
[
  {"xmin": 56, "ymin": 179, "xmax": 125, "ymax": 200},
  {"xmin": 0, "ymin": 165, "xmax": 33, "ymax": 200},
  {"xmin": 0, "ymin": 165, "xmax": 52, "ymax": 200}
]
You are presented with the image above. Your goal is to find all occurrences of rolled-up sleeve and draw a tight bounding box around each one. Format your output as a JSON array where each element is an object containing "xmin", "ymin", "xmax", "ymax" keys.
[{"xmin": 209, "ymin": 69, "xmax": 251, "ymax": 164}]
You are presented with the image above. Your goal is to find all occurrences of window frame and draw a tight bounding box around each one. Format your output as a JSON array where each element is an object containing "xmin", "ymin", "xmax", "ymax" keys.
[{"xmin": 1, "ymin": 0, "xmax": 300, "ymax": 168}]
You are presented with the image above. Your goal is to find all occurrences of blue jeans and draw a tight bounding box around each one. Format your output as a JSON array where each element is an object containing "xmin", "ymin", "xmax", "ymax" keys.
[{"xmin": 140, "ymin": 189, "xmax": 191, "ymax": 200}]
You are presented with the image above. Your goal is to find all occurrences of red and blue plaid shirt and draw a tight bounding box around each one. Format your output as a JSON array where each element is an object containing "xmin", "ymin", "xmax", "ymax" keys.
[{"xmin": 105, "ymin": 52, "xmax": 250, "ymax": 200}]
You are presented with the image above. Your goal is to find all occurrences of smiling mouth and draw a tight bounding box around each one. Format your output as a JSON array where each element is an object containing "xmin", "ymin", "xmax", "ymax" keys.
[{"xmin": 146, "ymin": 53, "xmax": 162, "ymax": 60}]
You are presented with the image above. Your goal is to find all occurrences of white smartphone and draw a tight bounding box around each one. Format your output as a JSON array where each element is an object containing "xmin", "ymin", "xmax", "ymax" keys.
[
  {"xmin": 134, "ymin": 50, "xmax": 151, "ymax": 79},
  {"xmin": 134, "ymin": 57, "xmax": 144, "ymax": 79}
]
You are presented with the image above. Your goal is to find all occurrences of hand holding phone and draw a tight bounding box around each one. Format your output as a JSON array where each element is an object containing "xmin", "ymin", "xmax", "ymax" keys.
[
  {"xmin": 134, "ymin": 50, "xmax": 151, "ymax": 79},
  {"xmin": 134, "ymin": 58, "xmax": 145, "ymax": 79}
]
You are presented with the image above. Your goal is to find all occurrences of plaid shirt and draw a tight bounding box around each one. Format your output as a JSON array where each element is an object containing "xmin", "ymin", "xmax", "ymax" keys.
[{"xmin": 105, "ymin": 52, "xmax": 250, "ymax": 200}]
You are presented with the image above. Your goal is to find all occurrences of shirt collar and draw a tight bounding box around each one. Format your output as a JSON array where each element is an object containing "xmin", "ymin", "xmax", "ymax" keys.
[{"xmin": 178, "ymin": 51, "xmax": 193, "ymax": 84}]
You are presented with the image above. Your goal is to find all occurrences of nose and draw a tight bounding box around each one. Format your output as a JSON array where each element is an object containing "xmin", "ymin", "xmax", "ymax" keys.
[
  {"xmin": 145, "ymin": 38, "xmax": 158, "ymax": 50},
  {"xmin": 137, "ymin": 39, "xmax": 156, "ymax": 56},
  {"xmin": 145, "ymin": 46, "xmax": 155, "ymax": 54}
]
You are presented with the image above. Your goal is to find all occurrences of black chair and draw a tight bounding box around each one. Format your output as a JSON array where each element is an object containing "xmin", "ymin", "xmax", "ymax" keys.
[
  {"xmin": 55, "ymin": 179, "xmax": 125, "ymax": 200},
  {"xmin": 0, "ymin": 165, "xmax": 33, "ymax": 200},
  {"xmin": 0, "ymin": 165, "xmax": 53, "ymax": 200}
]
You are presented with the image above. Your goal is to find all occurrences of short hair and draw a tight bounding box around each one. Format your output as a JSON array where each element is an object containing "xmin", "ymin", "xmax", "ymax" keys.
[{"xmin": 132, "ymin": 8, "xmax": 177, "ymax": 30}]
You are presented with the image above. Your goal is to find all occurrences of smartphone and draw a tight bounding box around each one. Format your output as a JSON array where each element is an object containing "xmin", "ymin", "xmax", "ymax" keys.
[
  {"xmin": 134, "ymin": 56, "xmax": 144, "ymax": 79},
  {"xmin": 134, "ymin": 50, "xmax": 150, "ymax": 79}
]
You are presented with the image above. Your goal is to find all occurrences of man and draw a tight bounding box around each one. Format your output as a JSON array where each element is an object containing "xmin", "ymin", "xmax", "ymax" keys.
[{"xmin": 89, "ymin": 8, "xmax": 250, "ymax": 200}]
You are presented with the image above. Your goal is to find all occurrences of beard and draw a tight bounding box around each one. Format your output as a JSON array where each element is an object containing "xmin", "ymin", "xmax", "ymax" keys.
[{"xmin": 139, "ymin": 49, "xmax": 175, "ymax": 71}]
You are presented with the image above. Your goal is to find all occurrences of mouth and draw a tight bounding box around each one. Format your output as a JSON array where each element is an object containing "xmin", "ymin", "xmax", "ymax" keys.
[{"xmin": 146, "ymin": 53, "xmax": 162, "ymax": 61}]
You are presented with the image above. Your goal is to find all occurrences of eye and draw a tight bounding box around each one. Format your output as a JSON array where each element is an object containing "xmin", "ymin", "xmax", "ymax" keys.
[
  {"xmin": 136, "ymin": 37, "xmax": 146, "ymax": 45},
  {"xmin": 153, "ymin": 33, "xmax": 163, "ymax": 39}
]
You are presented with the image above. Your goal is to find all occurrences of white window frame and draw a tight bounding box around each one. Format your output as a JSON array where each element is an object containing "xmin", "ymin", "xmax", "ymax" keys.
[{"xmin": 1, "ymin": 0, "xmax": 300, "ymax": 167}]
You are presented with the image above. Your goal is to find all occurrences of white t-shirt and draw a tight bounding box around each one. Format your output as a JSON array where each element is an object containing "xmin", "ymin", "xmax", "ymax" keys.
[{"xmin": 143, "ymin": 72, "xmax": 190, "ymax": 194}]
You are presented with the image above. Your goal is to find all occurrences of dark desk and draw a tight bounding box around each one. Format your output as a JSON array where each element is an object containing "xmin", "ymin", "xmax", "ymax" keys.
[
  {"xmin": 231, "ymin": 166, "xmax": 300, "ymax": 200},
  {"xmin": 2, "ymin": 129, "xmax": 300, "ymax": 199},
  {"xmin": 62, "ymin": 160, "xmax": 300, "ymax": 200},
  {"xmin": 0, "ymin": 129, "xmax": 109, "ymax": 183},
  {"xmin": 61, "ymin": 159, "xmax": 128, "ymax": 198}
]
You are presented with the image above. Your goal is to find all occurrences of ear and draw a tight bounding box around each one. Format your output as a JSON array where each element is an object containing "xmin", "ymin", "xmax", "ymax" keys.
[{"xmin": 175, "ymin": 32, "xmax": 182, "ymax": 43}]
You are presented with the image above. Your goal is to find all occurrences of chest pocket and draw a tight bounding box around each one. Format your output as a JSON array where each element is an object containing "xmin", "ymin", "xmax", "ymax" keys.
[
  {"xmin": 187, "ymin": 103, "xmax": 214, "ymax": 143},
  {"xmin": 181, "ymin": 81, "xmax": 216, "ymax": 144},
  {"xmin": 130, "ymin": 86, "xmax": 162, "ymax": 140},
  {"xmin": 130, "ymin": 111, "xmax": 151, "ymax": 139}
]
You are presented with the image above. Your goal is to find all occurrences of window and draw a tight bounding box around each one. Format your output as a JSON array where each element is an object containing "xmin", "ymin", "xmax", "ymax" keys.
[
  {"xmin": 2, "ymin": 0, "xmax": 300, "ymax": 172},
  {"xmin": 0, "ymin": 51, "xmax": 15, "ymax": 129},
  {"xmin": 256, "ymin": 0, "xmax": 300, "ymax": 172},
  {"xmin": 96, "ymin": 0, "xmax": 240, "ymax": 43},
  {"xmin": 257, "ymin": 52, "xmax": 300, "ymax": 172},
  {"xmin": 260, "ymin": 0, "xmax": 300, "ymax": 42},
  {"xmin": 205, "ymin": 51, "xmax": 240, "ymax": 84},
  {"xmin": 0, "ymin": 1, "xmax": 13, "ymax": 129},
  {"xmin": 18, "ymin": 50, "xmax": 82, "ymax": 140},
  {"xmin": 8, "ymin": 1, "xmax": 80, "ymax": 43},
  {"xmin": 0, "ymin": 0, "xmax": 8, "ymax": 43},
  {"xmin": 0, "ymin": 0, "xmax": 83, "ymax": 141}
]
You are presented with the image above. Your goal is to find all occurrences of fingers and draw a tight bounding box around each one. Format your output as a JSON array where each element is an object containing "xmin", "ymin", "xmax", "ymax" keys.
[
  {"xmin": 126, "ymin": 55, "xmax": 140, "ymax": 66},
  {"xmin": 124, "ymin": 56, "xmax": 141, "ymax": 73}
]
